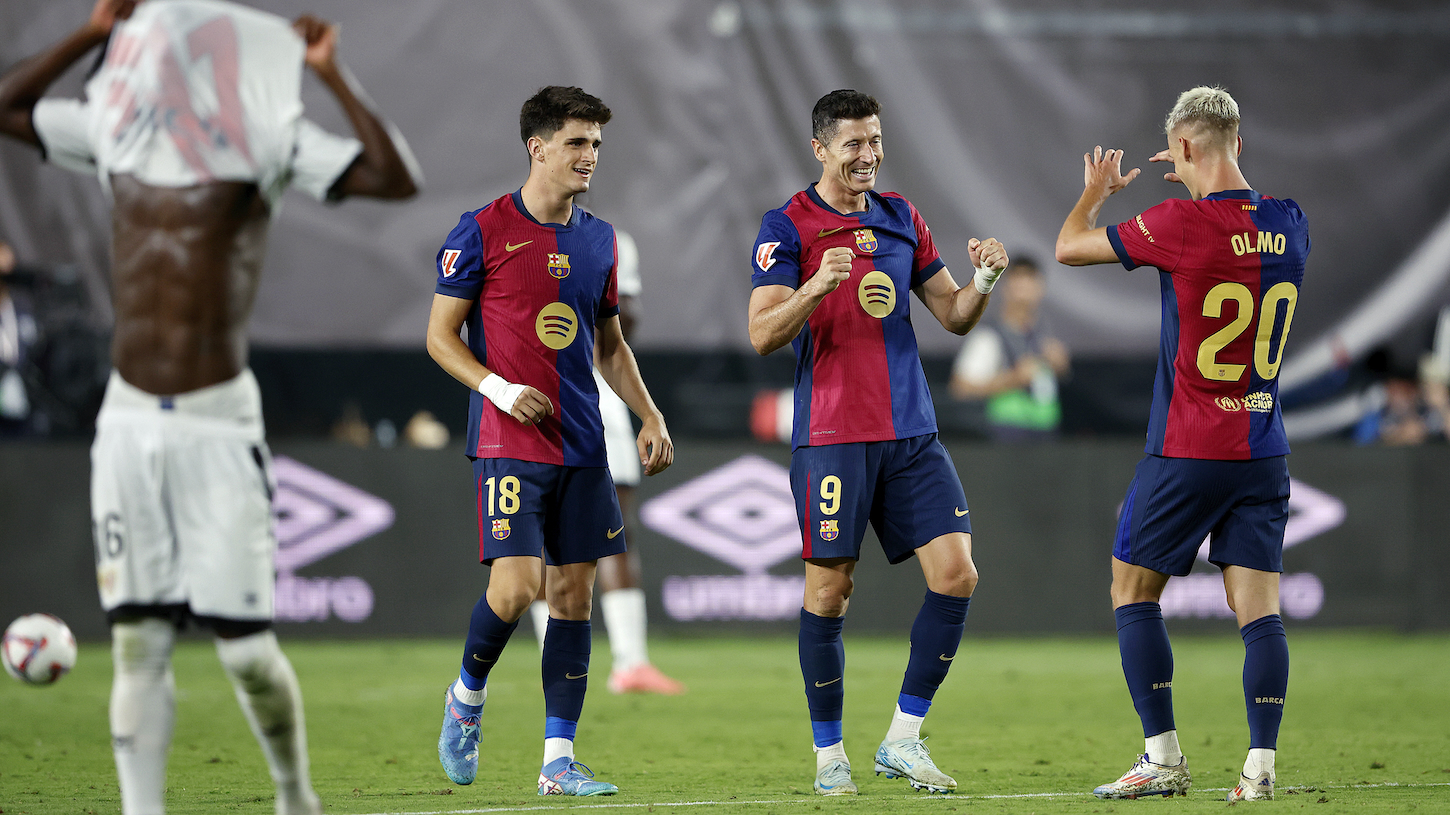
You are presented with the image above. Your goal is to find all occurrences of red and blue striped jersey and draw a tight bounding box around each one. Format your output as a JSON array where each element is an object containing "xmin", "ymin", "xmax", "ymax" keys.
[
  {"xmin": 435, "ymin": 191, "xmax": 620, "ymax": 466},
  {"xmin": 752, "ymin": 185, "xmax": 946, "ymax": 449},
  {"xmin": 1108, "ymin": 189, "xmax": 1309, "ymax": 460}
]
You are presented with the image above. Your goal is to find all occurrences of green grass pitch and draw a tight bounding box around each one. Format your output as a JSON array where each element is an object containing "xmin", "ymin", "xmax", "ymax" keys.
[{"xmin": 2, "ymin": 631, "xmax": 1447, "ymax": 814}]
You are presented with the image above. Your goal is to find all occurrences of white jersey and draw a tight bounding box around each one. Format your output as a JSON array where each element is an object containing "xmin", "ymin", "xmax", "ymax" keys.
[
  {"xmin": 32, "ymin": 0, "xmax": 361, "ymax": 208},
  {"xmin": 595, "ymin": 229, "xmax": 642, "ymax": 485}
]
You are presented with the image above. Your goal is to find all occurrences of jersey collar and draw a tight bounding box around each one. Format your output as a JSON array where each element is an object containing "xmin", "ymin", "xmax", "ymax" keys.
[
  {"xmin": 806, "ymin": 183, "xmax": 875, "ymax": 218},
  {"xmin": 1202, "ymin": 189, "xmax": 1261, "ymax": 203},
  {"xmin": 510, "ymin": 189, "xmax": 578, "ymax": 230}
]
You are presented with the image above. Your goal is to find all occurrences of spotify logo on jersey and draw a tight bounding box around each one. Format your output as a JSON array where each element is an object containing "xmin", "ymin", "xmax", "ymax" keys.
[
  {"xmin": 536, "ymin": 303, "xmax": 578, "ymax": 349},
  {"xmin": 858, "ymin": 271, "xmax": 895, "ymax": 318}
]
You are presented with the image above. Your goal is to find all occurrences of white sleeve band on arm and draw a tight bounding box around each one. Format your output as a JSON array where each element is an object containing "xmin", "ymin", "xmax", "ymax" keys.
[
  {"xmin": 973, "ymin": 262, "xmax": 1004, "ymax": 295},
  {"xmin": 478, "ymin": 373, "xmax": 526, "ymax": 414}
]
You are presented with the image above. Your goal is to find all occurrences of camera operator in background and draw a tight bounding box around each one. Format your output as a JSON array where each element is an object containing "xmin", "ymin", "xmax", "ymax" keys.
[{"xmin": 0, "ymin": 238, "xmax": 107, "ymax": 437}]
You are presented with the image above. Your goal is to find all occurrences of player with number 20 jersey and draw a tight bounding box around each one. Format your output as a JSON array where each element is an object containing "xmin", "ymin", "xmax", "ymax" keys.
[{"xmin": 1056, "ymin": 86, "xmax": 1306, "ymax": 804}]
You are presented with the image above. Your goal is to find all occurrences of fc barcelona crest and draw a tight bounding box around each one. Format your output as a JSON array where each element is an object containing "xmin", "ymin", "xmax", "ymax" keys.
[
  {"xmin": 492, "ymin": 518, "xmax": 511, "ymax": 540},
  {"xmin": 547, "ymin": 253, "xmax": 571, "ymax": 279},
  {"xmin": 819, "ymin": 519, "xmax": 839, "ymax": 542},
  {"xmin": 854, "ymin": 229, "xmax": 878, "ymax": 254}
]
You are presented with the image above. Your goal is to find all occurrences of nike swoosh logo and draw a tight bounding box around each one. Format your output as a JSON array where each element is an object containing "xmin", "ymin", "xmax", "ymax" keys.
[
  {"xmin": 566, "ymin": 672, "xmax": 588, "ymax": 680},
  {"xmin": 606, "ymin": 527, "xmax": 624, "ymax": 539},
  {"xmin": 814, "ymin": 677, "xmax": 842, "ymax": 687},
  {"xmin": 505, "ymin": 240, "xmax": 534, "ymax": 252},
  {"xmin": 817, "ymin": 227, "xmax": 846, "ymax": 237},
  {"xmin": 472, "ymin": 654, "xmax": 495, "ymax": 664},
  {"xmin": 955, "ymin": 508, "xmax": 969, "ymax": 517},
  {"xmin": 939, "ymin": 654, "xmax": 955, "ymax": 662}
]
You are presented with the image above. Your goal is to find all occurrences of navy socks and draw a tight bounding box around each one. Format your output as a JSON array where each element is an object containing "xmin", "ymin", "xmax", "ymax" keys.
[
  {"xmin": 1115, "ymin": 601, "xmax": 1176, "ymax": 737},
  {"xmin": 460, "ymin": 595, "xmax": 518, "ymax": 690},
  {"xmin": 799, "ymin": 610, "xmax": 846, "ymax": 747},
  {"xmin": 901, "ymin": 591, "xmax": 971, "ymax": 702},
  {"xmin": 1241, "ymin": 614, "xmax": 1289, "ymax": 749},
  {"xmin": 542, "ymin": 618, "xmax": 592, "ymax": 737}
]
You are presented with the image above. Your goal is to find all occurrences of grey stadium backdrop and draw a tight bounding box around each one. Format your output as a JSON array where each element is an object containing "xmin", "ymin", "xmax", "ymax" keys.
[{"xmin": 1, "ymin": 1, "xmax": 1448, "ymax": 376}]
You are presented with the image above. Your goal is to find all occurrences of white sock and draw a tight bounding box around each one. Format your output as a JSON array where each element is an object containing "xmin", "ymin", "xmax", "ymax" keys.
[
  {"xmin": 884, "ymin": 704, "xmax": 925, "ymax": 743},
  {"xmin": 215, "ymin": 631, "xmax": 320, "ymax": 815},
  {"xmin": 1244, "ymin": 747, "xmax": 1276, "ymax": 779},
  {"xmin": 542, "ymin": 737, "xmax": 574, "ymax": 768},
  {"xmin": 451, "ymin": 677, "xmax": 487, "ymax": 707},
  {"xmin": 600, "ymin": 588, "xmax": 649, "ymax": 671},
  {"xmin": 1145, "ymin": 730, "xmax": 1183, "ymax": 766},
  {"xmin": 529, "ymin": 600, "xmax": 550, "ymax": 652},
  {"xmin": 111, "ymin": 619, "xmax": 176, "ymax": 815},
  {"xmin": 813, "ymin": 740, "xmax": 848, "ymax": 770}
]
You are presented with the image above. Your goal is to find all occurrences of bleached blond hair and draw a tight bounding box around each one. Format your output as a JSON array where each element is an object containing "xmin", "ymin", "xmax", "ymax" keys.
[{"xmin": 1164, "ymin": 86, "xmax": 1240, "ymax": 147}]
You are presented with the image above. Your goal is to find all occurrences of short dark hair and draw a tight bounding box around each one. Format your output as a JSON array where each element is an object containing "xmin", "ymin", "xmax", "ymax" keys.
[
  {"xmin": 1009, "ymin": 256, "xmax": 1041, "ymax": 275},
  {"xmin": 811, "ymin": 89, "xmax": 882, "ymax": 146},
  {"xmin": 519, "ymin": 86, "xmax": 612, "ymax": 144}
]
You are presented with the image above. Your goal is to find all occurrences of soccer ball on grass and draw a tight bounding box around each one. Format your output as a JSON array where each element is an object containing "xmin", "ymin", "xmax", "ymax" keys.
[{"xmin": 2, "ymin": 613, "xmax": 78, "ymax": 685}]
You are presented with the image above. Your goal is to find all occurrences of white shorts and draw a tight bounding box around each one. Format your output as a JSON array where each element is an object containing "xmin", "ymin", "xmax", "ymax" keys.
[
  {"xmin": 91, "ymin": 370, "xmax": 277, "ymax": 622},
  {"xmin": 593, "ymin": 368, "xmax": 641, "ymax": 487}
]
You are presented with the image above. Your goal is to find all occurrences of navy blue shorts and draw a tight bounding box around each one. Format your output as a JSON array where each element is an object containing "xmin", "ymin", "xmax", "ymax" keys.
[
  {"xmin": 471, "ymin": 458, "xmax": 626, "ymax": 566},
  {"xmin": 1114, "ymin": 454, "xmax": 1289, "ymax": 576},
  {"xmin": 790, "ymin": 434, "xmax": 971, "ymax": 565}
]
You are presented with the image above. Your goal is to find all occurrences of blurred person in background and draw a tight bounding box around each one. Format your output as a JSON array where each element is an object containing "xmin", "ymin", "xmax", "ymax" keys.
[
  {"xmin": 0, "ymin": 2, "xmax": 419, "ymax": 813},
  {"xmin": 0, "ymin": 239, "xmax": 38, "ymax": 435},
  {"xmin": 948, "ymin": 256, "xmax": 1069, "ymax": 441}
]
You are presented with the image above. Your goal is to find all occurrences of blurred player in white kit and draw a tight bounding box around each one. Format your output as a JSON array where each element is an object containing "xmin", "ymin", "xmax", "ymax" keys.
[{"xmin": 0, "ymin": 1, "xmax": 420, "ymax": 812}]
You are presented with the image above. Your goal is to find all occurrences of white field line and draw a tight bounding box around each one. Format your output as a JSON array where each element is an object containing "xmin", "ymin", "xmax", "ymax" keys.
[{"xmin": 351, "ymin": 781, "xmax": 1450, "ymax": 815}]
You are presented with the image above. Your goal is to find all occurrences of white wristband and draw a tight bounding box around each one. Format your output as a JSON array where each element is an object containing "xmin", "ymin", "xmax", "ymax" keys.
[
  {"xmin": 477, "ymin": 373, "xmax": 525, "ymax": 414},
  {"xmin": 973, "ymin": 262, "xmax": 1004, "ymax": 295}
]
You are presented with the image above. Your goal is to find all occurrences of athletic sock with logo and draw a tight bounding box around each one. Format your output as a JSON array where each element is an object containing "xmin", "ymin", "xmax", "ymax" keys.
[
  {"xmin": 1241, "ymin": 614, "xmax": 1289, "ymax": 749},
  {"xmin": 889, "ymin": 591, "xmax": 970, "ymax": 741},
  {"xmin": 541, "ymin": 618, "xmax": 591, "ymax": 767},
  {"xmin": 460, "ymin": 595, "xmax": 518, "ymax": 692},
  {"xmin": 1115, "ymin": 601, "xmax": 1178, "ymax": 759},
  {"xmin": 799, "ymin": 609, "xmax": 846, "ymax": 749}
]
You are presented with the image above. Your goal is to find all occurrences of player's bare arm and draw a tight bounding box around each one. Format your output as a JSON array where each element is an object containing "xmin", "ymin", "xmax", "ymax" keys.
[
  {"xmin": 594, "ymin": 316, "xmax": 673, "ymax": 475},
  {"xmin": 293, "ymin": 15, "xmax": 419, "ymax": 200},
  {"xmin": 1055, "ymin": 146, "xmax": 1142, "ymax": 266},
  {"xmin": 747, "ymin": 246, "xmax": 853, "ymax": 355},
  {"xmin": 915, "ymin": 237, "xmax": 1008, "ymax": 335},
  {"xmin": 0, "ymin": 0, "xmax": 136, "ymax": 145},
  {"xmin": 426, "ymin": 292, "xmax": 553, "ymax": 426}
]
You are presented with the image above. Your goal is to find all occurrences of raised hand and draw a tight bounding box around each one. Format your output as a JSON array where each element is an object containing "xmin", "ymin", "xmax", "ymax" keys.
[
  {"xmin": 967, "ymin": 237, "xmax": 1008, "ymax": 273},
  {"xmin": 1083, "ymin": 145, "xmax": 1141, "ymax": 195},
  {"xmin": 810, "ymin": 246, "xmax": 854, "ymax": 295},
  {"xmin": 88, "ymin": 0, "xmax": 138, "ymax": 37},
  {"xmin": 1149, "ymin": 148, "xmax": 1183, "ymax": 185},
  {"xmin": 292, "ymin": 15, "xmax": 340, "ymax": 75}
]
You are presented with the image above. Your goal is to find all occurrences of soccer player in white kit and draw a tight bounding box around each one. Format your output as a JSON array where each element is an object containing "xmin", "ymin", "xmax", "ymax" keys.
[
  {"xmin": 526, "ymin": 229, "xmax": 685, "ymax": 694},
  {"xmin": 0, "ymin": 2, "xmax": 420, "ymax": 813}
]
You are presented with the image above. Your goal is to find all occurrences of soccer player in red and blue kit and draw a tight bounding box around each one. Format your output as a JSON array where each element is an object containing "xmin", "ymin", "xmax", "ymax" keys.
[
  {"xmin": 425, "ymin": 86, "xmax": 673, "ymax": 797},
  {"xmin": 748, "ymin": 90, "xmax": 1010, "ymax": 796},
  {"xmin": 1056, "ymin": 86, "xmax": 1307, "ymax": 802}
]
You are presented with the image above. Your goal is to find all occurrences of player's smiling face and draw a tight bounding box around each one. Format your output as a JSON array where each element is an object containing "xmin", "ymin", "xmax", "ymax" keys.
[
  {"xmin": 532, "ymin": 118, "xmax": 603, "ymax": 196},
  {"xmin": 815, "ymin": 116, "xmax": 883, "ymax": 202}
]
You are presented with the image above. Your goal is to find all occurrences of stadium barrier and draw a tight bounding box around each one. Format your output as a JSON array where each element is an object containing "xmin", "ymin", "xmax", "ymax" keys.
[{"xmin": 1, "ymin": 440, "xmax": 1446, "ymax": 640}]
